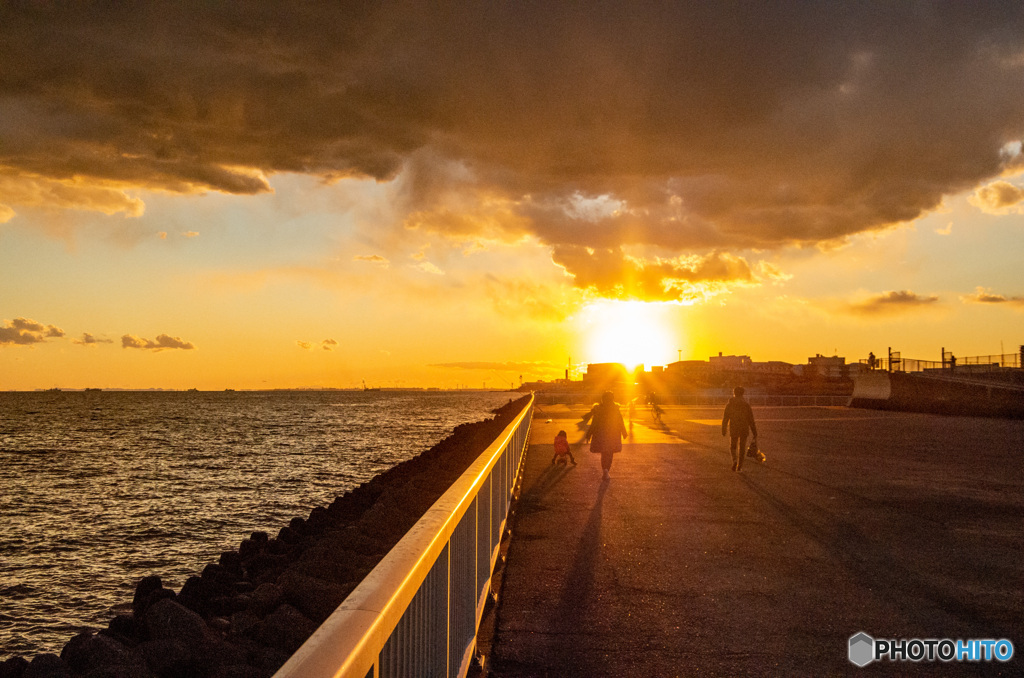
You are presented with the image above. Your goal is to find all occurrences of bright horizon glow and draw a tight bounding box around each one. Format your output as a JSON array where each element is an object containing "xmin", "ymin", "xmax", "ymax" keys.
[{"xmin": 581, "ymin": 300, "xmax": 681, "ymax": 371}]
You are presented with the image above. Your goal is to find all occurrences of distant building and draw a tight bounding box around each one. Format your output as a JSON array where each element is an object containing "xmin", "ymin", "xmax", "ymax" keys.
[
  {"xmin": 583, "ymin": 363, "xmax": 629, "ymax": 386},
  {"xmin": 709, "ymin": 352, "xmax": 753, "ymax": 371},
  {"xmin": 806, "ymin": 354, "xmax": 847, "ymax": 378}
]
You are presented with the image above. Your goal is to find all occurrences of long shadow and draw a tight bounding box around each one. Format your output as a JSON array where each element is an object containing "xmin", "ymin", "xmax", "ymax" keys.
[
  {"xmin": 546, "ymin": 479, "xmax": 608, "ymax": 674},
  {"xmin": 514, "ymin": 454, "xmax": 576, "ymax": 516},
  {"xmin": 738, "ymin": 473, "xmax": 1013, "ymax": 636}
]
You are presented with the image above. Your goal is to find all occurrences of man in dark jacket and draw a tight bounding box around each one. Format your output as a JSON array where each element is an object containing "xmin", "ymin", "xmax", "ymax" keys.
[{"xmin": 722, "ymin": 386, "xmax": 757, "ymax": 471}]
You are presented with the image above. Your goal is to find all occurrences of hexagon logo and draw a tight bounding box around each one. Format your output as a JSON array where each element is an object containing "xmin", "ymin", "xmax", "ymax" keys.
[{"xmin": 849, "ymin": 632, "xmax": 874, "ymax": 667}]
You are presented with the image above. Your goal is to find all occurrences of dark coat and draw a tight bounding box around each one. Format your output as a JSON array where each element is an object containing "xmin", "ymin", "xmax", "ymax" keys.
[
  {"xmin": 722, "ymin": 397, "xmax": 757, "ymax": 438},
  {"xmin": 587, "ymin": 402, "xmax": 627, "ymax": 454}
]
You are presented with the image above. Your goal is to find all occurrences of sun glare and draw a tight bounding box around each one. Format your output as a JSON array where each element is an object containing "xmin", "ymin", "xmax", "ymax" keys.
[{"xmin": 581, "ymin": 300, "xmax": 680, "ymax": 371}]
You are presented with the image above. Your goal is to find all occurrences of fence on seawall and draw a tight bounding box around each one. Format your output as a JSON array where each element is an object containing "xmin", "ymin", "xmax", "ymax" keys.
[
  {"xmin": 274, "ymin": 394, "xmax": 534, "ymax": 678},
  {"xmin": 534, "ymin": 393, "xmax": 851, "ymax": 407}
]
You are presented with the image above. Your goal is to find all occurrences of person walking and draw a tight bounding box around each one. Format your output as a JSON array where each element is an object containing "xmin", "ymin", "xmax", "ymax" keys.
[
  {"xmin": 586, "ymin": 391, "xmax": 628, "ymax": 479},
  {"xmin": 722, "ymin": 386, "xmax": 758, "ymax": 472}
]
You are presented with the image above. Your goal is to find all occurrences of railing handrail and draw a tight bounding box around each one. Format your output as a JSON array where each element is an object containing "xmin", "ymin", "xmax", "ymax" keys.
[{"xmin": 274, "ymin": 394, "xmax": 534, "ymax": 678}]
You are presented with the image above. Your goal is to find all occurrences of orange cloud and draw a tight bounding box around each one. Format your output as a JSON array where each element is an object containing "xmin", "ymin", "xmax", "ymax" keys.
[
  {"xmin": 551, "ymin": 247, "xmax": 754, "ymax": 302},
  {"xmin": 969, "ymin": 180, "xmax": 1024, "ymax": 214},
  {"xmin": 0, "ymin": 317, "xmax": 65, "ymax": 345},
  {"xmin": 845, "ymin": 291, "xmax": 941, "ymax": 316},
  {"xmin": 353, "ymin": 254, "xmax": 389, "ymax": 266},
  {"xmin": 961, "ymin": 287, "xmax": 1024, "ymax": 306},
  {"xmin": 121, "ymin": 334, "xmax": 196, "ymax": 350},
  {"xmin": 73, "ymin": 332, "xmax": 113, "ymax": 346}
]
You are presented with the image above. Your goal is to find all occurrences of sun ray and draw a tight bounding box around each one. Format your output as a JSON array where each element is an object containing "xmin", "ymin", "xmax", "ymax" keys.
[{"xmin": 579, "ymin": 300, "xmax": 680, "ymax": 370}]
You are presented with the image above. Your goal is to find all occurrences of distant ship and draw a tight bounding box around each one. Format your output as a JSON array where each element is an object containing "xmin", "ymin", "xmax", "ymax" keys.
[
  {"xmin": 84, "ymin": 388, "xmax": 102, "ymax": 392},
  {"xmin": 363, "ymin": 380, "xmax": 380, "ymax": 392},
  {"xmin": 187, "ymin": 388, "xmax": 199, "ymax": 392}
]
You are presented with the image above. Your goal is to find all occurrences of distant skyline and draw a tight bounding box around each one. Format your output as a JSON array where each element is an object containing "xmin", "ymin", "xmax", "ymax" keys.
[{"xmin": 3, "ymin": 4, "xmax": 1024, "ymax": 390}]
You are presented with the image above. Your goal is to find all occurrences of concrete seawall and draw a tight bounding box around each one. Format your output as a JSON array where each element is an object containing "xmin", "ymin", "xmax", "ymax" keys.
[
  {"xmin": 0, "ymin": 396, "xmax": 531, "ymax": 678},
  {"xmin": 851, "ymin": 371, "xmax": 1024, "ymax": 418}
]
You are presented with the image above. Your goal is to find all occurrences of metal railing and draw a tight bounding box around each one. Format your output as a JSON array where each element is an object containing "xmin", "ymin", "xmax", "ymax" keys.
[
  {"xmin": 534, "ymin": 393, "xmax": 851, "ymax": 407},
  {"xmin": 274, "ymin": 395, "xmax": 534, "ymax": 678}
]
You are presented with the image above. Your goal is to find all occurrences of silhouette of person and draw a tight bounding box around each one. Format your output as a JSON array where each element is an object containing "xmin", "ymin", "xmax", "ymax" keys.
[
  {"xmin": 868, "ymin": 352, "xmax": 877, "ymax": 370},
  {"xmin": 722, "ymin": 386, "xmax": 757, "ymax": 472},
  {"xmin": 648, "ymin": 391, "xmax": 663, "ymax": 423},
  {"xmin": 552, "ymin": 429, "xmax": 577, "ymax": 465},
  {"xmin": 585, "ymin": 391, "xmax": 627, "ymax": 479}
]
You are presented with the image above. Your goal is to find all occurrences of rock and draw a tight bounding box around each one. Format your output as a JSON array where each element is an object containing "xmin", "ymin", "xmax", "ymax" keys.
[
  {"xmin": 81, "ymin": 663, "xmax": 153, "ymax": 678},
  {"xmin": 0, "ymin": 656, "xmax": 28, "ymax": 678},
  {"xmin": 189, "ymin": 640, "xmax": 248, "ymax": 677},
  {"xmin": 22, "ymin": 654, "xmax": 71, "ymax": 678},
  {"xmin": 288, "ymin": 517, "xmax": 307, "ymax": 537},
  {"xmin": 245, "ymin": 553, "xmax": 289, "ymax": 584},
  {"xmin": 265, "ymin": 538, "xmax": 289, "ymax": 556},
  {"xmin": 201, "ymin": 563, "xmax": 237, "ymax": 587},
  {"xmin": 219, "ymin": 552, "xmax": 243, "ymax": 577},
  {"xmin": 135, "ymin": 639, "xmax": 194, "ymax": 678},
  {"xmin": 358, "ymin": 490, "xmax": 412, "ymax": 541},
  {"xmin": 209, "ymin": 665, "xmax": 268, "ymax": 678},
  {"xmin": 142, "ymin": 599, "xmax": 210, "ymax": 647},
  {"xmin": 278, "ymin": 571, "xmax": 348, "ymax": 624},
  {"xmin": 238, "ymin": 539, "xmax": 261, "ymax": 561},
  {"xmin": 305, "ymin": 506, "xmax": 331, "ymax": 534},
  {"xmin": 249, "ymin": 532, "xmax": 268, "ymax": 544},
  {"xmin": 227, "ymin": 611, "xmax": 260, "ymax": 639},
  {"xmin": 250, "ymin": 604, "xmax": 316, "ymax": 654},
  {"xmin": 106, "ymin": 615, "xmax": 143, "ymax": 643},
  {"xmin": 244, "ymin": 645, "xmax": 290, "ymax": 676},
  {"xmin": 60, "ymin": 631, "xmax": 134, "ymax": 675},
  {"xmin": 177, "ymin": 575, "xmax": 233, "ymax": 617},
  {"xmin": 275, "ymin": 526, "xmax": 297, "ymax": 544},
  {"xmin": 247, "ymin": 584, "xmax": 282, "ymax": 616},
  {"xmin": 131, "ymin": 576, "xmax": 164, "ymax": 617}
]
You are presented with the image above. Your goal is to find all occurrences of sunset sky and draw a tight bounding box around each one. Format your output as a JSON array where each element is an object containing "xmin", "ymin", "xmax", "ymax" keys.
[{"xmin": 3, "ymin": 3, "xmax": 1024, "ymax": 390}]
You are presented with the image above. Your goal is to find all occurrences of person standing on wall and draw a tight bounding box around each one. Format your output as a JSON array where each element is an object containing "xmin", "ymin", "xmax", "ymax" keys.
[
  {"xmin": 586, "ymin": 391, "xmax": 628, "ymax": 480},
  {"xmin": 722, "ymin": 386, "xmax": 758, "ymax": 472}
]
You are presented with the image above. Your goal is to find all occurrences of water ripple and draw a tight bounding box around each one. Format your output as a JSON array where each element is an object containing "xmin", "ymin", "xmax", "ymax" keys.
[{"xmin": 0, "ymin": 389, "xmax": 511, "ymax": 659}]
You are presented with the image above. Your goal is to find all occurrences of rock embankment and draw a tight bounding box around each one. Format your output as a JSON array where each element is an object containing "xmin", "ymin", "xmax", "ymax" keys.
[{"xmin": 0, "ymin": 396, "xmax": 530, "ymax": 678}]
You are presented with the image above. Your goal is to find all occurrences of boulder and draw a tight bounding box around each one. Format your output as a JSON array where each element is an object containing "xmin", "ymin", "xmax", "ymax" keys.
[
  {"xmin": 60, "ymin": 631, "xmax": 135, "ymax": 675},
  {"xmin": 177, "ymin": 575, "xmax": 234, "ymax": 617},
  {"xmin": 247, "ymin": 583, "xmax": 283, "ymax": 617},
  {"xmin": 142, "ymin": 599, "xmax": 210, "ymax": 647},
  {"xmin": 0, "ymin": 656, "xmax": 28, "ymax": 678},
  {"xmin": 131, "ymin": 576, "xmax": 164, "ymax": 617},
  {"xmin": 358, "ymin": 490, "xmax": 413, "ymax": 541},
  {"xmin": 278, "ymin": 571, "xmax": 349, "ymax": 624},
  {"xmin": 250, "ymin": 604, "xmax": 316, "ymax": 654},
  {"xmin": 135, "ymin": 639, "xmax": 193, "ymax": 678},
  {"xmin": 22, "ymin": 654, "xmax": 71, "ymax": 678}
]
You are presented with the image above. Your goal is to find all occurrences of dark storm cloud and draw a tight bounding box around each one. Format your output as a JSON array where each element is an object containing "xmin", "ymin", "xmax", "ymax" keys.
[
  {"xmin": 4, "ymin": 3, "xmax": 1024, "ymax": 297},
  {"xmin": 846, "ymin": 291, "xmax": 941, "ymax": 316},
  {"xmin": 121, "ymin": 333, "xmax": 195, "ymax": 350}
]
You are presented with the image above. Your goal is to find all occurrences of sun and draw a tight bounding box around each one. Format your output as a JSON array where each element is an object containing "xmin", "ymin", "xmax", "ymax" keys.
[{"xmin": 580, "ymin": 300, "xmax": 680, "ymax": 371}]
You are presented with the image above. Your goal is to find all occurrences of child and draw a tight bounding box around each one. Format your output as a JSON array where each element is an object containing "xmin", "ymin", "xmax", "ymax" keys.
[{"xmin": 552, "ymin": 430, "xmax": 577, "ymax": 465}]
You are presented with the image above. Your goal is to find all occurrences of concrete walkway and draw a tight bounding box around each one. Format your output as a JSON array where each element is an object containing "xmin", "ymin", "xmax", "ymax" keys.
[{"xmin": 485, "ymin": 405, "xmax": 1023, "ymax": 676}]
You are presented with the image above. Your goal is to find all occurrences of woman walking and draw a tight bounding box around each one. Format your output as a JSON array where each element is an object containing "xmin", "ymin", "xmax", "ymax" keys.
[{"xmin": 586, "ymin": 391, "xmax": 628, "ymax": 479}]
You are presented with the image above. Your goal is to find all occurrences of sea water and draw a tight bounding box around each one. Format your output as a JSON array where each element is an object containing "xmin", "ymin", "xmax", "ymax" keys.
[{"xmin": 0, "ymin": 389, "xmax": 513, "ymax": 659}]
